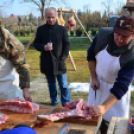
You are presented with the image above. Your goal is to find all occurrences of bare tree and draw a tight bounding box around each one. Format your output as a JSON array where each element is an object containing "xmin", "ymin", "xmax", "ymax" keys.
[
  {"xmin": 0, "ymin": 1, "xmax": 11, "ymax": 19},
  {"xmin": 101, "ymin": 0, "xmax": 114, "ymax": 26},
  {"xmin": 11, "ymin": 0, "xmax": 68, "ymax": 20},
  {"xmin": 77, "ymin": 9, "xmax": 82, "ymax": 19},
  {"xmin": 91, "ymin": 11, "xmax": 102, "ymax": 28},
  {"xmin": 101, "ymin": 11, "xmax": 109, "ymax": 27},
  {"xmin": 80, "ymin": 11, "xmax": 92, "ymax": 32},
  {"xmin": 101, "ymin": 0, "xmax": 114, "ymax": 18}
]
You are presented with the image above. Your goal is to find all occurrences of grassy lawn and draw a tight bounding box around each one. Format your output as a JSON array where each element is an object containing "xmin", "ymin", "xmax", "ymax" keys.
[
  {"xmin": 25, "ymin": 50, "xmax": 90, "ymax": 83},
  {"xmin": 17, "ymin": 35, "xmax": 33, "ymax": 43}
]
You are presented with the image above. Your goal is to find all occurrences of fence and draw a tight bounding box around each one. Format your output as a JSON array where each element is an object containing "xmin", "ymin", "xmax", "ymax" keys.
[{"xmin": 5, "ymin": 25, "xmax": 38, "ymax": 34}]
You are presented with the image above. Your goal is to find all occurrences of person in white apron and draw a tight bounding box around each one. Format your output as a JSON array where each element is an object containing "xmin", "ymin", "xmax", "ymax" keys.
[
  {"xmin": 0, "ymin": 56, "xmax": 24, "ymax": 100},
  {"xmin": 0, "ymin": 26, "xmax": 32, "ymax": 102},
  {"xmin": 87, "ymin": 15, "xmax": 134, "ymax": 134}
]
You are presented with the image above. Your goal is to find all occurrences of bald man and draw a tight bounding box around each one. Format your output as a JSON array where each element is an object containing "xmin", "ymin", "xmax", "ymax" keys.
[{"xmin": 33, "ymin": 7, "xmax": 70, "ymax": 106}]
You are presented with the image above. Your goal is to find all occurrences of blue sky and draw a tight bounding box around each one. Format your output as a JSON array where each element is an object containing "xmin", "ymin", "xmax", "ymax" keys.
[{"xmin": 1, "ymin": 0, "xmax": 127, "ymax": 17}]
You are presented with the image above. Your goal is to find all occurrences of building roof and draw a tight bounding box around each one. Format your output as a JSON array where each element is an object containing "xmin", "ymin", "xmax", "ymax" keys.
[
  {"xmin": 7, "ymin": 14, "xmax": 17, "ymax": 19},
  {"xmin": 124, "ymin": 3, "xmax": 134, "ymax": 8},
  {"xmin": 17, "ymin": 15, "xmax": 30, "ymax": 20},
  {"xmin": 124, "ymin": 0, "xmax": 134, "ymax": 8},
  {"xmin": 127, "ymin": 0, "xmax": 134, "ymax": 4}
]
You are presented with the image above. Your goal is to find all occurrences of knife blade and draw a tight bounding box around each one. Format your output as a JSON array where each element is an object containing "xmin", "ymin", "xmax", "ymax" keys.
[
  {"xmin": 94, "ymin": 86, "xmax": 97, "ymax": 104},
  {"xmin": 57, "ymin": 123, "xmax": 69, "ymax": 134}
]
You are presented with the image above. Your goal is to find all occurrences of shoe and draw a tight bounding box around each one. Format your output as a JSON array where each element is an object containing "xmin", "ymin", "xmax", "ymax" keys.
[{"xmin": 50, "ymin": 102, "xmax": 59, "ymax": 106}]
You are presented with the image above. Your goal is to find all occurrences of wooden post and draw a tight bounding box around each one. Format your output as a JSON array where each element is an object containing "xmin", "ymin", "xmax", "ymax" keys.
[
  {"xmin": 57, "ymin": 8, "xmax": 76, "ymax": 13},
  {"xmin": 74, "ymin": 13, "xmax": 93, "ymax": 43},
  {"xmin": 69, "ymin": 51, "xmax": 76, "ymax": 70}
]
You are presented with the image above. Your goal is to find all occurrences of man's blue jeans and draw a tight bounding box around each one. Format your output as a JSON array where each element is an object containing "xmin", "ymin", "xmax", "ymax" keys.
[{"xmin": 45, "ymin": 73, "xmax": 70, "ymax": 106}]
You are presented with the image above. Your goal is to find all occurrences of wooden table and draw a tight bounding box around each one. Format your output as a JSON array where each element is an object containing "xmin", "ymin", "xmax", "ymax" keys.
[
  {"xmin": 0, "ymin": 99, "xmax": 102, "ymax": 134},
  {"xmin": 107, "ymin": 117, "xmax": 133, "ymax": 134}
]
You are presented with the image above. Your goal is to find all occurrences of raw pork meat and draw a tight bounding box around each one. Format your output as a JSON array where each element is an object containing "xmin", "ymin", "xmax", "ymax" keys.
[
  {"xmin": 0, "ymin": 97, "xmax": 39, "ymax": 114},
  {"xmin": 64, "ymin": 98, "xmax": 83, "ymax": 109},
  {"xmin": 0, "ymin": 113, "xmax": 8, "ymax": 125},
  {"xmin": 37, "ymin": 98, "xmax": 92, "ymax": 123}
]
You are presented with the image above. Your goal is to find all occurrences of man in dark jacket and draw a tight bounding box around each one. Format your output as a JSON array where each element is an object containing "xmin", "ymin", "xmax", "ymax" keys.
[{"xmin": 33, "ymin": 7, "xmax": 70, "ymax": 106}]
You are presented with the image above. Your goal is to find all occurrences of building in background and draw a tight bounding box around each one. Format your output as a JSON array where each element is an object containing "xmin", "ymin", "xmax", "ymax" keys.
[{"xmin": 123, "ymin": 0, "xmax": 134, "ymax": 18}]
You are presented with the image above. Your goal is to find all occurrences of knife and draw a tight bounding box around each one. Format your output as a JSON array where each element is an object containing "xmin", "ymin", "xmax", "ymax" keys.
[
  {"xmin": 57, "ymin": 123, "xmax": 69, "ymax": 134},
  {"xmin": 94, "ymin": 86, "xmax": 97, "ymax": 104}
]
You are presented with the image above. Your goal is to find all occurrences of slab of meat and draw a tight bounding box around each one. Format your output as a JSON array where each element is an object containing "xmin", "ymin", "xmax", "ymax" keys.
[
  {"xmin": 0, "ymin": 113, "xmax": 8, "ymax": 125},
  {"xmin": 37, "ymin": 98, "xmax": 93, "ymax": 124},
  {"xmin": 64, "ymin": 98, "xmax": 84, "ymax": 109},
  {"xmin": 0, "ymin": 97, "xmax": 39, "ymax": 114},
  {"xmin": 38, "ymin": 108, "xmax": 91, "ymax": 121}
]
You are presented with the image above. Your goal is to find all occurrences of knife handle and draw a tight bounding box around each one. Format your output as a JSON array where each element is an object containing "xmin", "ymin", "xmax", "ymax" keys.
[{"xmin": 94, "ymin": 85, "xmax": 97, "ymax": 90}]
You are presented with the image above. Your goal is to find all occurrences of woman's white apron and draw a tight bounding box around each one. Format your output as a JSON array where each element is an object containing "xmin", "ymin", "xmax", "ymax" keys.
[
  {"xmin": 0, "ymin": 56, "xmax": 24, "ymax": 100},
  {"xmin": 88, "ymin": 46, "xmax": 131, "ymax": 122}
]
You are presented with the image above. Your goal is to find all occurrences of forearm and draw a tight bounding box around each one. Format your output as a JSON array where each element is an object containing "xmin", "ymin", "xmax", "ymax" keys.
[
  {"xmin": 10, "ymin": 50, "xmax": 30, "ymax": 89},
  {"xmin": 88, "ymin": 61, "xmax": 97, "ymax": 79},
  {"xmin": 111, "ymin": 64, "xmax": 134, "ymax": 99},
  {"xmin": 89, "ymin": 93, "xmax": 118, "ymax": 116},
  {"xmin": 19, "ymin": 69, "xmax": 30, "ymax": 88},
  {"xmin": 102, "ymin": 94, "xmax": 118, "ymax": 111}
]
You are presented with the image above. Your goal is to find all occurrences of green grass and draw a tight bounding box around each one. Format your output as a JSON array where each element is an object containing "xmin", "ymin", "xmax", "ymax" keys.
[
  {"xmin": 25, "ymin": 50, "xmax": 90, "ymax": 83},
  {"xmin": 17, "ymin": 35, "xmax": 33, "ymax": 43},
  {"xmin": 18, "ymin": 35, "xmax": 91, "ymax": 51},
  {"xmin": 131, "ymin": 91, "xmax": 134, "ymax": 103},
  {"xmin": 70, "ymin": 38, "xmax": 91, "ymax": 51}
]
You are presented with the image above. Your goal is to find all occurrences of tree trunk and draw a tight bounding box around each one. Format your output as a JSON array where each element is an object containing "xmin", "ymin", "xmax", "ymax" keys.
[
  {"xmin": 24, "ymin": 25, "xmax": 25, "ymax": 36},
  {"xmin": 41, "ymin": 8, "xmax": 45, "ymax": 20},
  {"xmin": 19, "ymin": 24, "xmax": 20, "ymax": 33}
]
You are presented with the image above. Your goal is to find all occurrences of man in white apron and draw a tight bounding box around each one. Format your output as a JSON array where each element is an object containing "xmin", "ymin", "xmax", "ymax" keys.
[
  {"xmin": 0, "ymin": 26, "xmax": 32, "ymax": 102},
  {"xmin": 87, "ymin": 15, "xmax": 134, "ymax": 134}
]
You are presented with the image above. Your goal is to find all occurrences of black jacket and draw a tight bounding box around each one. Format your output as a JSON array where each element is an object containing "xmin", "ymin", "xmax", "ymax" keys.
[{"xmin": 33, "ymin": 23, "xmax": 70, "ymax": 75}]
